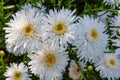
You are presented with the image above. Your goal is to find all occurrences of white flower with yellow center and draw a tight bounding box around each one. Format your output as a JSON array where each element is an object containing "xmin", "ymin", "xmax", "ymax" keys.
[
  {"xmin": 4, "ymin": 8, "xmax": 45, "ymax": 56},
  {"xmin": 28, "ymin": 45, "xmax": 69, "ymax": 80},
  {"xmin": 4, "ymin": 62, "xmax": 31, "ymax": 80},
  {"xmin": 74, "ymin": 15, "xmax": 108, "ymax": 63},
  {"xmin": 42, "ymin": 8, "xmax": 78, "ymax": 48},
  {"xmin": 103, "ymin": 0, "xmax": 120, "ymax": 8},
  {"xmin": 95, "ymin": 54, "xmax": 120, "ymax": 80}
]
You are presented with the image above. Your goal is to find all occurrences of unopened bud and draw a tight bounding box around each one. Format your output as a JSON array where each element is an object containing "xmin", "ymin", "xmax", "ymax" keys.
[
  {"xmin": 0, "ymin": 50, "xmax": 5, "ymax": 56},
  {"xmin": 87, "ymin": 65, "xmax": 93, "ymax": 71}
]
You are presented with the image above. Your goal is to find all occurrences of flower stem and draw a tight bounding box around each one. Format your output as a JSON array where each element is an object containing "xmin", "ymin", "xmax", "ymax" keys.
[{"xmin": 1, "ymin": 56, "xmax": 4, "ymax": 67}]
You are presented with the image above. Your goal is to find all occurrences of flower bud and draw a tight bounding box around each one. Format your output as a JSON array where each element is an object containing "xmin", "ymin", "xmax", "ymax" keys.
[
  {"xmin": 87, "ymin": 65, "xmax": 93, "ymax": 71},
  {"xmin": 0, "ymin": 50, "xmax": 5, "ymax": 56}
]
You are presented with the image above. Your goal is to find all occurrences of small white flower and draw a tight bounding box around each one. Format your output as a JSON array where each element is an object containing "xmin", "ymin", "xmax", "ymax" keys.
[
  {"xmin": 42, "ymin": 8, "xmax": 78, "ymax": 48},
  {"xmin": 68, "ymin": 60, "xmax": 86, "ymax": 80},
  {"xmin": 21, "ymin": 3, "xmax": 32, "ymax": 10},
  {"xmin": 97, "ymin": 11, "xmax": 112, "ymax": 26},
  {"xmin": 95, "ymin": 53, "xmax": 120, "ymax": 80},
  {"xmin": 28, "ymin": 45, "xmax": 69, "ymax": 80},
  {"xmin": 4, "ymin": 8, "xmax": 45, "ymax": 56},
  {"xmin": 74, "ymin": 15, "xmax": 108, "ymax": 63},
  {"xmin": 4, "ymin": 62, "xmax": 31, "ymax": 80},
  {"xmin": 110, "ymin": 11, "xmax": 120, "ymax": 26},
  {"xmin": 103, "ymin": 0, "xmax": 120, "ymax": 8},
  {"xmin": 35, "ymin": 2, "xmax": 46, "ymax": 13},
  {"xmin": 21, "ymin": 3, "xmax": 46, "ymax": 13}
]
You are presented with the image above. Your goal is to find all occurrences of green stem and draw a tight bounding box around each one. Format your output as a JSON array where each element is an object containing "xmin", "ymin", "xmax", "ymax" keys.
[
  {"xmin": 91, "ymin": 8, "xmax": 118, "ymax": 13},
  {"xmin": 1, "ymin": 0, "xmax": 4, "ymax": 20},
  {"xmin": 58, "ymin": 0, "xmax": 62, "ymax": 9},
  {"xmin": 1, "ymin": 56, "xmax": 4, "ymax": 66},
  {"xmin": 67, "ymin": 0, "xmax": 71, "ymax": 9},
  {"xmin": 23, "ymin": 53, "xmax": 27, "ymax": 64},
  {"xmin": 0, "ymin": 56, "xmax": 6, "ymax": 72},
  {"xmin": 1, "ymin": 0, "xmax": 3, "ymax": 12}
]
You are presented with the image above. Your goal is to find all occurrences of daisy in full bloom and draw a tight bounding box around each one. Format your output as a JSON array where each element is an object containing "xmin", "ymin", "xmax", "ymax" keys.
[
  {"xmin": 4, "ymin": 62, "xmax": 31, "ymax": 80},
  {"xmin": 68, "ymin": 60, "xmax": 86, "ymax": 80},
  {"xmin": 103, "ymin": 0, "xmax": 120, "ymax": 8},
  {"xmin": 4, "ymin": 7, "xmax": 45, "ymax": 56},
  {"xmin": 74, "ymin": 15, "xmax": 108, "ymax": 63},
  {"xmin": 42, "ymin": 8, "xmax": 78, "ymax": 48},
  {"xmin": 110, "ymin": 11, "xmax": 120, "ymax": 37},
  {"xmin": 95, "ymin": 53, "xmax": 120, "ymax": 80},
  {"xmin": 28, "ymin": 45, "xmax": 69, "ymax": 80}
]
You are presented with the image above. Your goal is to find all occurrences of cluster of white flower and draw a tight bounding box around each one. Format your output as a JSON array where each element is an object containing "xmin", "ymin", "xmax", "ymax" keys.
[{"xmin": 3, "ymin": 2, "xmax": 120, "ymax": 80}]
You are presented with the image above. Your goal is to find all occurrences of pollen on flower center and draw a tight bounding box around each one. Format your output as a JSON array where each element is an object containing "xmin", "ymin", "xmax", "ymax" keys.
[
  {"xmin": 13, "ymin": 71, "xmax": 22, "ymax": 80},
  {"xmin": 44, "ymin": 53, "xmax": 56, "ymax": 67},
  {"xmin": 109, "ymin": 58, "xmax": 116, "ymax": 66},
  {"xmin": 104, "ymin": 58, "xmax": 117, "ymax": 69},
  {"xmin": 22, "ymin": 23, "xmax": 36, "ymax": 37},
  {"xmin": 90, "ymin": 28, "xmax": 99, "ymax": 40},
  {"xmin": 53, "ymin": 21, "xmax": 67, "ymax": 35}
]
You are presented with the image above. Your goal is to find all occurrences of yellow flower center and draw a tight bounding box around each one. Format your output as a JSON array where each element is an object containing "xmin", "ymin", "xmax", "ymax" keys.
[
  {"xmin": 104, "ymin": 57, "xmax": 117, "ymax": 69},
  {"xmin": 44, "ymin": 53, "xmax": 56, "ymax": 67},
  {"xmin": 13, "ymin": 71, "xmax": 22, "ymax": 80},
  {"xmin": 53, "ymin": 21, "xmax": 67, "ymax": 35},
  {"xmin": 109, "ymin": 58, "xmax": 116, "ymax": 67},
  {"xmin": 22, "ymin": 23, "xmax": 36, "ymax": 37},
  {"xmin": 90, "ymin": 28, "xmax": 99, "ymax": 40}
]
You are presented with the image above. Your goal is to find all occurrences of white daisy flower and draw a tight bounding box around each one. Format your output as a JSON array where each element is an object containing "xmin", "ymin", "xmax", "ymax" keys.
[
  {"xmin": 97, "ymin": 11, "xmax": 112, "ymax": 26},
  {"xmin": 68, "ymin": 60, "xmax": 86, "ymax": 80},
  {"xmin": 74, "ymin": 15, "xmax": 108, "ymax": 63},
  {"xmin": 110, "ymin": 11, "xmax": 120, "ymax": 37},
  {"xmin": 103, "ymin": 0, "xmax": 120, "ymax": 8},
  {"xmin": 4, "ymin": 62, "xmax": 31, "ymax": 80},
  {"xmin": 42, "ymin": 8, "xmax": 78, "ymax": 48},
  {"xmin": 28, "ymin": 45, "xmax": 69, "ymax": 80},
  {"xmin": 95, "ymin": 53, "xmax": 120, "ymax": 80},
  {"xmin": 4, "ymin": 8, "xmax": 45, "ymax": 56}
]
